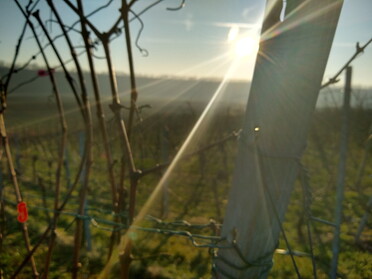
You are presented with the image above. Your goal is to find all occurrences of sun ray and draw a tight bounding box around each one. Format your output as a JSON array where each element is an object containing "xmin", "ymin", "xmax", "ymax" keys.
[{"xmin": 98, "ymin": 58, "xmax": 241, "ymax": 278}]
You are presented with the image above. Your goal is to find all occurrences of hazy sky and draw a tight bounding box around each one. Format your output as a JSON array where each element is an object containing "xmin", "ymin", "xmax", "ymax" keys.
[{"xmin": 0, "ymin": 0, "xmax": 371, "ymax": 86}]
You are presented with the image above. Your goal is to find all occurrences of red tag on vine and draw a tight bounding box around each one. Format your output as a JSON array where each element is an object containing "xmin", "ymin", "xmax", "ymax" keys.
[
  {"xmin": 17, "ymin": 201, "xmax": 28, "ymax": 223},
  {"xmin": 37, "ymin": 68, "xmax": 55, "ymax": 77}
]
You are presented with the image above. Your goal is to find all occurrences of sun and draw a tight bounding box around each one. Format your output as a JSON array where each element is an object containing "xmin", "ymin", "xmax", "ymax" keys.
[
  {"xmin": 227, "ymin": 26, "xmax": 259, "ymax": 58},
  {"xmin": 234, "ymin": 36, "xmax": 259, "ymax": 58}
]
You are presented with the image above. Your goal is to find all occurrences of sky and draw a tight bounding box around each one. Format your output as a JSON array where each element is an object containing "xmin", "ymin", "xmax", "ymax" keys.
[{"xmin": 0, "ymin": 0, "xmax": 371, "ymax": 87}]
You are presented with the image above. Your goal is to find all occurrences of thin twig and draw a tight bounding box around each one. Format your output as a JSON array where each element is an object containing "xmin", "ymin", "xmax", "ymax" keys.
[
  {"xmin": 8, "ymin": 0, "xmax": 116, "ymax": 78},
  {"xmin": 121, "ymin": 1, "xmax": 138, "ymax": 139},
  {"xmin": 321, "ymin": 38, "xmax": 372, "ymax": 89},
  {"xmin": 1, "ymin": 0, "xmax": 39, "ymax": 88},
  {"xmin": 8, "ymin": 0, "xmax": 165, "ymax": 92},
  {"xmin": 32, "ymin": 10, "xmax": 85, "ymax": 119}
]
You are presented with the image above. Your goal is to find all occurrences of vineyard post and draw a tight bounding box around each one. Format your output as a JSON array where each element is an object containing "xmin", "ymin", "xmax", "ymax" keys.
[
  {"xmin": 330, "ymin": 66, "xmax": 352, "ymax": 279},
  {"xmin": 213, "ymin": 0, "xmax": 343, "ymax": 278}
]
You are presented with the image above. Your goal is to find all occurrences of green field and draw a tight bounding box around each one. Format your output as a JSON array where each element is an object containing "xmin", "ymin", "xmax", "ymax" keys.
[{"xmin": 0, "ymin": 94, "xmax": 371, "ymax": 278}]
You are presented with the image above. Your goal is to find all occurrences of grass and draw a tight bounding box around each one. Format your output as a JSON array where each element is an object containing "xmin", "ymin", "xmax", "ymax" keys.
[{"xmin": 0, "ymin": 102, "xmax": 371, "ymax": 278}]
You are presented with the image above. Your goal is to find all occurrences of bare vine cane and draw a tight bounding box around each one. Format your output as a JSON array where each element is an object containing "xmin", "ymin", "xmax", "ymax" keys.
[
  {"xmin": 63, "ymin": 2, "xmax": 140, "ymax": 276},
  {"xmin": 99, "ymin": 19, "xmax": 139, "ymax": 279},
  {"xmin": 11, "ymin": 1, "xmax": 90, "ymax": 277},
  {"xmin": 120, "ymin": 0, "xmax": 138, "ymax": 139},
  {"xmin": 122, "ymin": 2, "xmax": 189, "ymax": 269},
  {"xmin": 0, "ymin": 80, "xmax": 39, "ymax": 278},
  {"xmin": 61, "ymin": 1, "xmax": 119, "ymax": 278},
  {"xmin": 14, "ymin": 0, "xmax": 69, "ymax": 237},
  {"xmin": 118, "ymin": 0, "xmax": 151, "ymax": 260},
  {"xmin": 65, "ymin": 0, "xmax": 123, "ymax": 265},
  {"xmin": 0, "ymin": 4, "xmax": 36, "ymax": 214},
  {"xmin": 15, "ymin": 3, "xmax": 69, "ymax": 278},
  {"xmin": 31, "ymin": 6, "xmax": 94, "ymax": 278}
]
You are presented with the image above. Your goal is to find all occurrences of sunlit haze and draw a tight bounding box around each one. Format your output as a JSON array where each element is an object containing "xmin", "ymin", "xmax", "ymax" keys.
[
  {"xmin": 0, "ymin": 2, "xmax": 370, "ymax": 278},
  {"xmin": 0, "ymin": 0, "xmax": 371, "ymax": 85}
]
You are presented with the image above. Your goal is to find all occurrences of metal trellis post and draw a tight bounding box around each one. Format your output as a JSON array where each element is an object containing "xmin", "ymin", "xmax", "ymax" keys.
[
  {"xmin": 213, "ymin": 0, "xmax": 344, "ymax": 278},
  {"xmin": 330, "ymin": 66, "xmax": 352, "ymax": 279}
]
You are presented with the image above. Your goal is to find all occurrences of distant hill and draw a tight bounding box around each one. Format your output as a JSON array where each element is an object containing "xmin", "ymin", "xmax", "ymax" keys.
[
  {"xmin": 0, "ymin": 64, "xmax": 251, "ymax": 128},
  {"xmin": 1, "ymin": 64, "xmax": 371, "ymax": 128},
  {"xmin": 0, "ymin": 63, "xmax": 250, "ymax": 100}
]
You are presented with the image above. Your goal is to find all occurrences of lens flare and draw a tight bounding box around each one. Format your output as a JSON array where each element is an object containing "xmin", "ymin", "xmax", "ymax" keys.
[
  {"xmin": 227, "ymin": 25, "xmax": 239, "ymax": 42},
  {"xmin": 235, "ymin": 36, "xmax": 259, "ymax": 58}
]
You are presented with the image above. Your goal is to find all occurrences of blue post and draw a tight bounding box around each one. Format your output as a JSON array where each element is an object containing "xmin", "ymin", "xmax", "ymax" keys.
[{"xmin": 330, "ymin": 66, "xmax": 352, "ymax": 279}]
